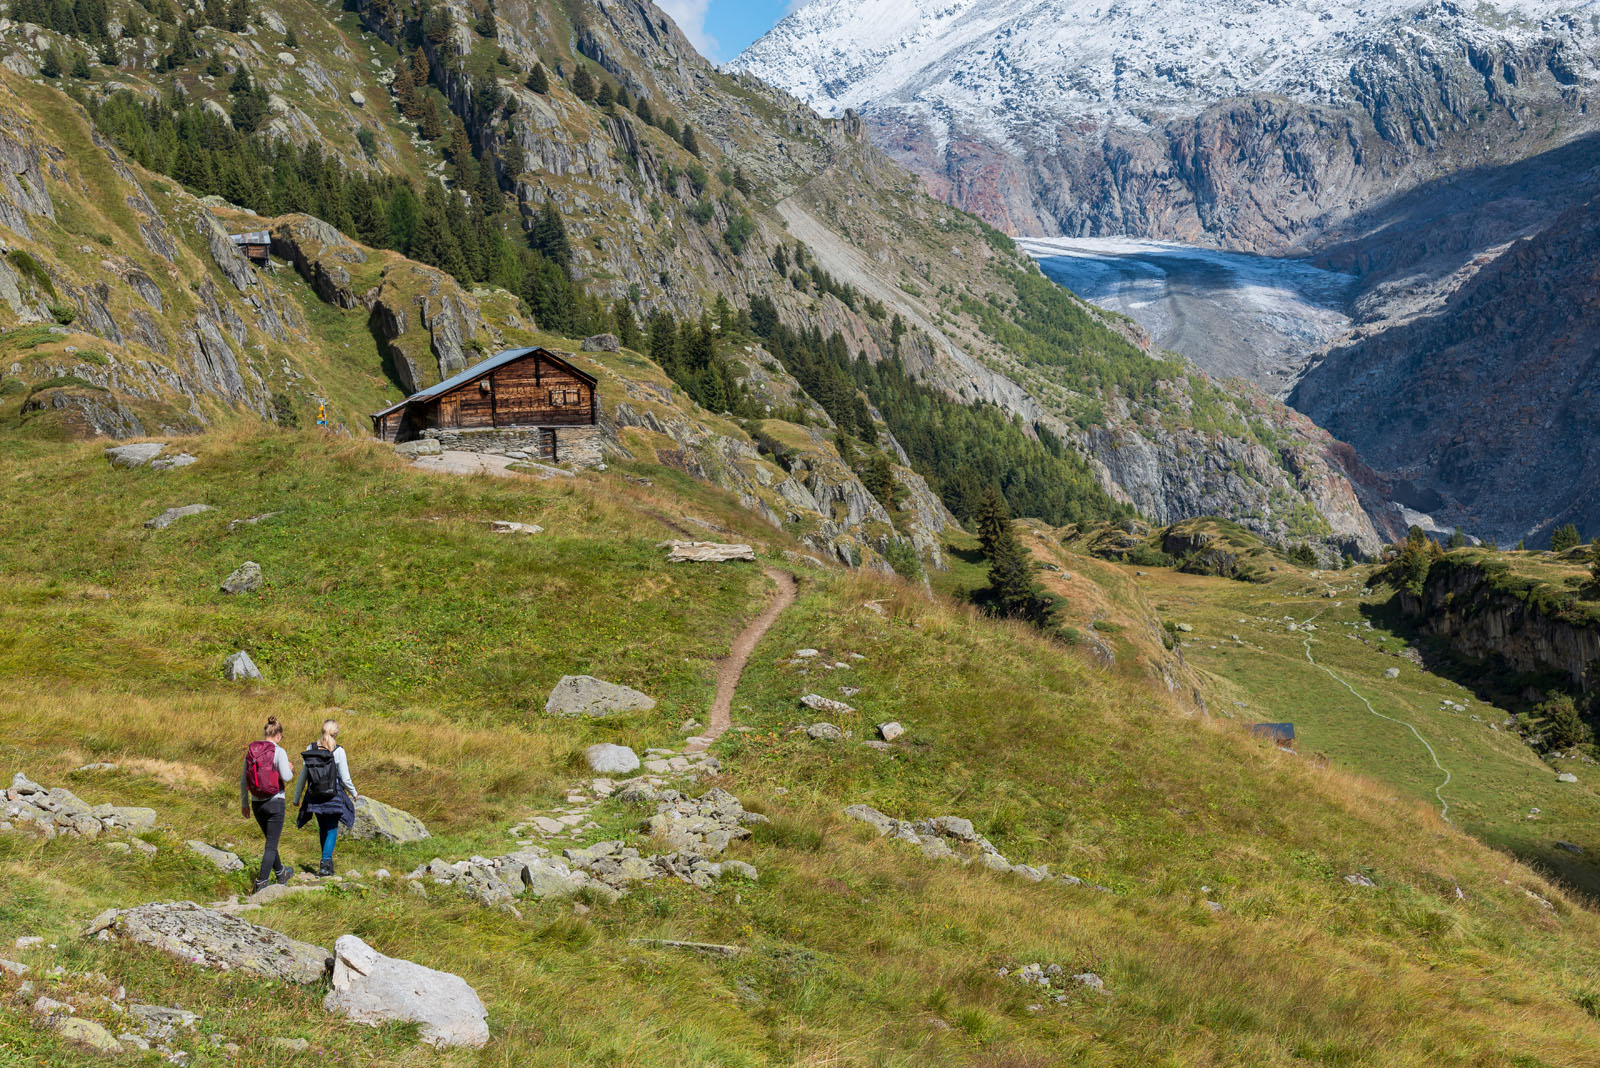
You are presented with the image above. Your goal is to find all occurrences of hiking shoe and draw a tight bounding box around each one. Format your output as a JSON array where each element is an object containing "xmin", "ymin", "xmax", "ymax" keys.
[
  {"xmin": 318, "ymin": 861, "xmax": 333, "ymax": 878},
  {"xmin": 276, "ymin": 865, "xmax": 294, "ymax": 886},
  {"xmin": 252, "ymin": 877, "xmax": 270, "ymax": 894}
]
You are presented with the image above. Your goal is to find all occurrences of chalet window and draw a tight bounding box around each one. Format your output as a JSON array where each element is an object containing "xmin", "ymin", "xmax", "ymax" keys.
[
  {"xmin": 548, "ymin": 388, "xmax": 581, "ymax": 407},
  {"xmin": 478, "ymin": 380, "xmax": 492, "ymax": 394}
]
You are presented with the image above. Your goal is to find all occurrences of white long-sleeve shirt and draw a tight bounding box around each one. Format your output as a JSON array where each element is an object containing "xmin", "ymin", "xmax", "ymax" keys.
[{"xmin": 241, "ymin": 743, "xmax": 294, "ymax": 807}]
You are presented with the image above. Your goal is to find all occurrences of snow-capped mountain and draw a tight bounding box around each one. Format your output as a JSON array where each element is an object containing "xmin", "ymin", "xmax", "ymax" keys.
[{"xmin": 734, "ymin": 0, "xmax": 1600, "ymax": 249}]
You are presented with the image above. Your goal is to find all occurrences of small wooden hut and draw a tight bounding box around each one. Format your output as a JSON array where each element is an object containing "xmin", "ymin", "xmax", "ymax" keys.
[
  {"xmin": 229, "ymin": 231, "xmax": 271, "ymax": 266},
  {"xmin": 370, "ymin": 346, "xmax": 598, "ymax": 461}
]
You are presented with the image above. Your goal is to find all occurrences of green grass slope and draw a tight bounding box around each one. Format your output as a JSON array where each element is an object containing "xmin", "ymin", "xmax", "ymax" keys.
[{"xmin": 1, "ymin": 432, "xmax": 1599, "ymax": 1065}]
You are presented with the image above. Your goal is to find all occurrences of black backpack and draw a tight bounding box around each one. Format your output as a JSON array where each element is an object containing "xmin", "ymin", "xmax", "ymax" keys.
[{"xmin": 302, "ymin": 746, "xmax": 339, "ymax": 803}]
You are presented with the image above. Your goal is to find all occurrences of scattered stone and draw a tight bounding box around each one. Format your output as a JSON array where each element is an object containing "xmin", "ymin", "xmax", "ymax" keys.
[
  {"xmin": 129, "ymin": 1004, "xmax": 198, "ymax": 1043},
  {"xmin": 662, "ymin": 541, "xmax": 756, "ymax": 563},
  {"xmin": 349, "ymin": 797, "xmax": 430, "ymax": 843},
  {"xmin": 223, "ymin": 650, "xmax": 261, "ymax": 681},
  {"xmin": 1556, "ymin": 840, "xmax": 1584, "ymax": 855},
  {"xmin": 794, "ymin": 648, "xmax": 820, "ymax": 659},
  {"xmin": 186, "ymin": 841, "xmax": 244, "ymax": 873},
  {"xmin": 323, "ymin": 935, "xmax": 489, "ymax": 1049},
  {"xmin": 585, "ymin": 744, "xmax": 641, "ymax": 775},
  {"xmin": 87, "ymin": 902, "xmax": 329, "ymax": 984},
  {"xmin": 1174, "ymin": 623, "xmax": 1193, "ymax": 633},
  {"xmin": 395, "ymin": 438, "xmax": 442, "ymax": 458},
  {"xmin": 0, "ymin": 958, "xmax": 26, "ymax": 976},
  {"xmin": 720, "ymin": 860, "xmax": 758, "ymax": 881},
  {"xmin": 219, "ymin": 562, "xmax": 263, "ymax": 595},
  {"xmin": 806, "ymin": 722, "xmax": 844, "ymax": 742},
  {"xmin": 14, "ymin": 936, "xmax": 41, "ymax": 950},
  {"xmin": 144, "ymin": 504, "xmax": 212, "ymax": 530},
  {"xmin": 1383, "ymin": 667, "xmax": 1400, "ymax": 679},
  {"xmin": 76, "ymin": 762, "xmax": 116, "ymax": 772},
  {"xmin": 801, "ymin": 694, "xmax": 855, "ymax": 715},
  {"xmin": 270, "ymin": 1037, "xmax": 310, "ymax": 1052},
  {"xmin": 226, "ymin": 512, "xmax": 280, "ymax": 531},
  {"xmin": 106, "ymin": 443, "xmax": 167, "ymax": 468},
  {"xmin": 545, "ymin": 675, "xmax": 656, "ymax": 718},
  {"xmin": 631, "ymin": 938, "xmax": 743, "ymax": 958},
  {"xmin": 579, "ymin": 333, "xmax": 621, "ymax": 352},
  {"xmin": 1073, "ymin": 972, "xmax": 1108, "ymax": 993},
  {"xmin": 349, "ymin": 90, "xmax": 365, "ymax": 106},
  {"xmin": 50, "ymin": 1017, "xmax": 121, "ymax": 1054},
  {"xmin": 1557, "ymin": 772, "xmax": 1579, "ymax": 783},
  {"xmin": 151, "ymin": 453, "xmax": 197, "ymax": 472},
  {"xmin": 1343, "ymin": 873, "xmax": 1377, "ymax": 888},
  {"xmin": 877, "ymin": 721, "xmax": 904, "ymax": 742},
  {"xmin": 489, "ymin": 520, "xmax": 542, "ymax": 534},
  {"xmin": 860, "ymin": 740, "xmax": 892, "ymax": 752}
]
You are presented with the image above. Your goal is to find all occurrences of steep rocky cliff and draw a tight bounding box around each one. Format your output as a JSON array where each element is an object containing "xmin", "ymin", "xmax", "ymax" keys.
[{"xmin": 1398, "ymin": 555, "xmax": 1600, "ymax": 697}]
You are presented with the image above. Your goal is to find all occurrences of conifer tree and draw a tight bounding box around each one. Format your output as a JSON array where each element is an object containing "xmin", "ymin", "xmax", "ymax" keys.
[
  {"xmin": 284, "ymin": 26, "xmax": 298, "ymax": 49},
  {"xmin": 596, "ymin": 81, "xmax": 613, "ymax": 108},
  {"xmin": 526, "ymin": 62, "xmax": 548, "ymax": 94},
  {"xmin": 1552, "ymin": 523, "xmax": 1582, "ymax": 552},
  {"xmin": 679, "ymin": 123, "xmax": 699, "ymax": 155},
  {"xmin": 71, "ymin": 48, "xmax": 90, "ymax": 77},
  {"xmin": 613, "ymin": 299, "xmax": 641, "ymax": 350},
  {"xmin": 40, "ymin": 44, "xmax": 62, "ymax": 77},
  {"xmin": 571, "ymin": 65, "xmax": 596, "ymax": 101}
]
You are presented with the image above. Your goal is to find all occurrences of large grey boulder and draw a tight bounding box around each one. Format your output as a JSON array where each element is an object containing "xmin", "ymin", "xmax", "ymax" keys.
[
  {"xmin": 323, "ymin": 935, "xmax": 489, "ymax": 1048},
  {"xmin": 349, "ymin": 797, "xmax": 430, "ymax": 843},
  {"xmin": 585, "ymin": 743, "xmax": 641, "ymax": 775},
  {"xmin": 802, "ymin": 694, "xmax": 855, "ymax": 715},
  {"xmin": 86, "ymin": 902, "xmax": 329, "ymax": 983},
  {"xmin": 580, "ymin": 333, "xmax": 620, "ymax": 352},
  {"xmin": 395, "ymin": 438, "xmax": 442, "ymax": 458},
  {"xmin": 186, "ymin": 840, "xmax": 244, "ymax": 872},
  {"xmin": 144, "ymin": 504, "xmax": 212, "ymax": 530},
  {"xmin": 806, "ymin": 722, "xmax": 844, "ymax": 741},
  {"xmin": 105, "ymin": 442, "xmax": 166, "ymax": 468},
  {"xmin": 877, "ymin": 722, "xmax": 905, "ymax": 741},
  {"xmin": 224, "ymin": 650, "xmax": 260, "ymax": 681},
  {"xmin": 220, "ymin": 561, "xmax": 263, "ymax": 594},
  {"xmin": 50, "ymin": 1016, "xmax": 121, "ymax": 1055},
  {"xmin": 545, "ymin": 675, "xmax": 656, "ymax": 718}
]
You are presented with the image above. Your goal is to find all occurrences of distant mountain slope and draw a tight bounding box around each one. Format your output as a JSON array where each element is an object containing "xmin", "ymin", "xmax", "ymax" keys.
[
  {"xmin": 734, "ymin": 0, "xmax": 1600, "ymax": 252},
  {"xmin": 1292, "ymin": 195, "xmax": 1600, "ymax": 546}
]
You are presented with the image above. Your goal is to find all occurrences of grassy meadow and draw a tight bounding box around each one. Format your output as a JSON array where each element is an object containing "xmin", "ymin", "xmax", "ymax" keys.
[{"xmin": 0, "ymin": 432, "xmax": 1599, "ymax": 1065}]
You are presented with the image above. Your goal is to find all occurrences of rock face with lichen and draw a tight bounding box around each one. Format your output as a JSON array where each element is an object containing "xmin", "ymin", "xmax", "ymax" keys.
[{"xmin": 85, "ymin": 902, "xmax": 330, "ymax": 984}]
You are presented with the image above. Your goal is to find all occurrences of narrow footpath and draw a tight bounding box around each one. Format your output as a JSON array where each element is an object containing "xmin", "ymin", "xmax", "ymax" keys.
[{"xmin": 686, "ymin": 568, "xmax": 798, "ymax": 754}]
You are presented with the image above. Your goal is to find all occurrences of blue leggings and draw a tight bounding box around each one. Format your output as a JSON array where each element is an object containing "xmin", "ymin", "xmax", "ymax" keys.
[{"xmin": 316, "ymin": 814, "xmax": 340, "ymax": 863}]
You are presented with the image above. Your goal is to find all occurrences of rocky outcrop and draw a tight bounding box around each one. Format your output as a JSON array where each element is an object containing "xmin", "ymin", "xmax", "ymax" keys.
[
  {"xmin": 85, "ymin": 902, "xmax": 329, "ymax": 984},
  {"xmin": 2, "ymin": 773, "xmax": 157, "ymax": 839},
  {"xmin": 271, "ymin": 214, "xmax": 368, "ymax": 309},
  {"xmin": 1398, "ymin": 558, "xmax": 1600, "ymax": 694},
  {"xmin": 369, "ymin": 261, "xmax": 489, "ymax": 394}
]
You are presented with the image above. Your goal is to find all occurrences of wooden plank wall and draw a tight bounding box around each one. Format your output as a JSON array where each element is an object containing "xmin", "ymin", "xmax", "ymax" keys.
[{"xmin": 488, "ymin": 354, "xmax": 594, "ymax": 427}]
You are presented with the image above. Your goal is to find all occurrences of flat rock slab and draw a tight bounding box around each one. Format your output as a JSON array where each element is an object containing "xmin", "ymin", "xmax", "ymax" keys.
[
  {"xmin": 51, "ymin": 1016, "xmax": 121, "ymax": 1054},
  {"xmin": 394, "ymin": 438, "xmax": 442, "ymax": 458},
  {"xmin": 489, "ymin": 520, "xmax": 543, "ymax": 534},
  {"xmin": 630, "ymin": 938, "xmax": 744, "ymax": 958},
  {"xmin": 545, "ymin": 675, "xmax": 656, "ymax": 718},
  {"xmin": 586, "ymin": 743, "xmax": 641, "ymax": 774},
  {"xmin": 145, "ymin": 504, "xmax": 212, "ymax": 530},
  {"xmin": 105, "ymin": 442, "xmax": 167, "ymax": 468},
  {"xmin": 802, "ymin": 694, "xmax": 855, "ymax": 715},
  {"xmin": 88, "ymin": 902, "xmax": 329, "ymax": 984},
  {"xmin": 187, "ymin": 840, "xmax": 244, "ymax": 872},
  {"xmin": 662, "ymin": 540, "xmax": 756, "ymax": 563},
  {"xmin": 151, "ymin": 453, "xmax": 197, "ymax": 472},
  {"xmin": 323, "ymin": 934, "xmax": 488, "ymax": 1049},
  {"xmin": 349, "ymin": 797, "xmax": 430, "ymax": 843}
]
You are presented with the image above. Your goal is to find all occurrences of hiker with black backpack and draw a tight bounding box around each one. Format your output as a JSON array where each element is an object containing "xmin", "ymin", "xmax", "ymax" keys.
[
  {"xmin": 292, "ymin": 717, "xmax": 358, "ymax": 877},
  {"xmin": 241, "ymin": 716, "xmax": 295, "ymax": 892}
]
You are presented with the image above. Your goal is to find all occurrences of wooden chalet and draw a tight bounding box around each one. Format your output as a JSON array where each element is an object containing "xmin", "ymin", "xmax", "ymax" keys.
[
  {"xmin": 370, "ymin": 346, "xmax": 598, "ymax": 459},
  {"xmin": 229, "ymin": 231, "xmax": 271, "ymax": 266}
]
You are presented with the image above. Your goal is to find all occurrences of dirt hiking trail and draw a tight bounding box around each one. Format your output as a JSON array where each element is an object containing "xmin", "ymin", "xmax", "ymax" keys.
[{"xmin": 686, "ymin": 568, "xmax": 798, "ymax": 754}]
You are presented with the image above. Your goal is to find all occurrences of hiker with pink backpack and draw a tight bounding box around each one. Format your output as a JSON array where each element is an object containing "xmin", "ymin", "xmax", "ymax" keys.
[{"xmin": 241, "ymin": 716, "xmax": 296, "ymax": 892}]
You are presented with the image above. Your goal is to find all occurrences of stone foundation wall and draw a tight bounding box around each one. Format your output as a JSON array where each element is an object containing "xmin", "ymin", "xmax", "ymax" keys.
[{"xmin": 422, "ymin": 425, "xmax": 604, "ymax": 469}]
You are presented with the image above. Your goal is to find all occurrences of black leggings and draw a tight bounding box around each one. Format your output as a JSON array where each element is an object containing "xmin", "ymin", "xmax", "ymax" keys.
[{"xmin": 252, "ymin": 797, "xmax": 287, "ymax": 883}]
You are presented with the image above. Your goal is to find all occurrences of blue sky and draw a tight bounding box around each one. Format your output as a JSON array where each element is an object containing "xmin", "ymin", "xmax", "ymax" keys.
[{"xmin": 657, "ymin": 0, "xmax": 795, "ymax": 63}]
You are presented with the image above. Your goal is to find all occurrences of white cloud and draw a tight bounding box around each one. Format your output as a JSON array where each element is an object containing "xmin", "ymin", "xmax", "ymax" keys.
[{"xmin": 657, "ymin": 0, "xmax": 720, "ymax": 60}]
